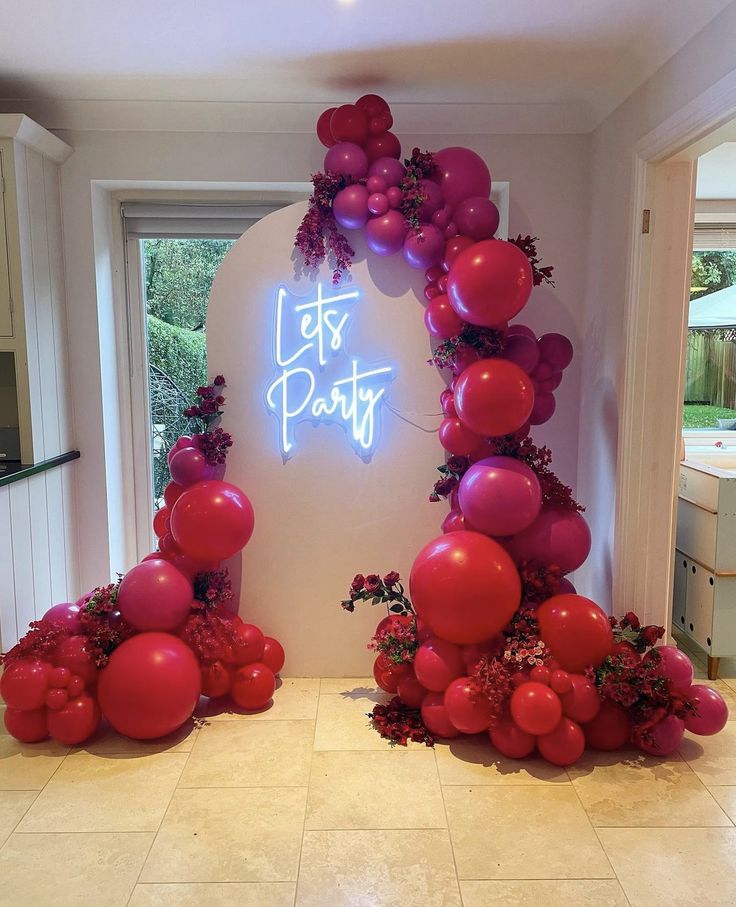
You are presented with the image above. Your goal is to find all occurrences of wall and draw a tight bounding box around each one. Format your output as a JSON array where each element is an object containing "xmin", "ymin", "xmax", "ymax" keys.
[
  {"xmin": 576, "ymin": 1, "xmax": 736, "ymax": 609},
  {"xmin": 52, "ymin": 127, "xmax": 590, "ymax": 637}
]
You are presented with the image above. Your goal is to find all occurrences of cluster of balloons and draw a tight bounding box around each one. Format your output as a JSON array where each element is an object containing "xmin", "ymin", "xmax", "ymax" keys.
[{"xmin": 2, "ymin": 427, "xmax": 286, "ymax": 744}]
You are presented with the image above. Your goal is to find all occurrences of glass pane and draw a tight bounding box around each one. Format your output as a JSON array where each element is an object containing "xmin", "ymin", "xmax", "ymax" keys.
[
  {"xmin": 142, "ymin": 238, "xmax": 234, "ymax": 506},
  {"xmin": 684, "ymin": 250, "xmax": 736, "ymax": 430}
]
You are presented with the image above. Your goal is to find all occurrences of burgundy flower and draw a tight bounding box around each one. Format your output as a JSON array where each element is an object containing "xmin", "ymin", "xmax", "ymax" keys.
[
  {"xmin": 351, "ymin": 574, "xmax": 365, "ymax": 593},
  {"xmin": 364, "ymin": 574, "xmax": 382, "ymax": 594},
  {"xmin": 624, "ymin": 611, "xmax": 641, "ymax": 630},
  {"xmin": 383, "ymin": 571, "xmax": 400, "ymax": 588},
  {"xmin": 213, "ymin": 375, "xmax": 226, "ymax": 386},
  {"xmin": 641, "ymin": 625, "xmax": 664, "ymax": 647},
  {"xmin": 434, "ymin": 477, "xmax": 457, "ymax": 497}
]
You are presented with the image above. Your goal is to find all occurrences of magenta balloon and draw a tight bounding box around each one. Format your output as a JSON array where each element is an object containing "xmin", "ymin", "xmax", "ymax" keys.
[
  {"xmin": 434, "ymin": 147, "xmax": 492, "ymax": 209},
  {"xmin": 454, "ymin": 196, "xmax": 500, "ymax": 240},
  {"xmin": 647, "ymin": 646, "xmax": 694, "ymax": 695},
  {"xmin": 637, "ymin": 715, "xmax": 685, "ymax": 756},
  {"xmin": 417, "ymin": 179, "xmax": 443, "ymax": 221},
  {"xmin": 324, "ymin": 142, "xmax": 368, "ymax": 180},
  {"xmin": 167, "ymin": 435, "xmax": 195, "ymax": 464},
  {"xmin": 117, "ymin": 559, "xmax": 193, "ymax": 632},
  {"xmin": 432, "ymin": 206, "xmax": 451, "ymax": 230},
  {"xmin": 365, "ymin": 210, "xmax": 409, "ymax": 256},
  {"xmin": 505, "ymin": 507, "xmax": 592, "ymax": 574},
  {"xmin": 452, "ymin": 346, "xmax": 481, "ymax": 376},
  {"xmin": 447, "ymin": 240, "xmax": 534, "ymax": 327},
  {"xmin": 537, "ymin": 371, "xmax": 563, "ymax": 393},
  {"xmin": 367, "ymin": 156, "xmax": 405, "ymax": 187},
  {"xmin": 43, "ymin": 602, "xmax": 82, "ymax": 632},
  {"xmin": 529, "ymin": 391, "xmax": 556, "ymax": 425},
  {"xmin": 169, "ymin": 447, "xmax": 215, "ymax": 487},
  {"xmin": 402, "ymin": 224, "xmax": 445, "ymax": 269},
  {"xmin": 442, "ymin": 510, "xmax": 466, "ymax": 533},
  {"xmin": 506, "ymin": 324, "xmax": 536, "ymax": 342},
  {"xmin": 366, "ymin": 175, "xmax": 387, "ymax": 194},
  {"xmin": 557, "ymin": 577, "xmax": 577, "ymax": 595},
  {"xmin": 503, "ymin": 334, "xmax": 540, "ymax": 374},
  {"xmin": 332, "ymin": 184, "xmax": 370, "ymax": 230},
  {"xmin": 459, "ymin": 456, "xmax": 542, "ymax": 537},
  {"xmin": 367, "ymin": 192, "xmax": 389, "ymax": 216},
  {"xmin": 538, "ymin": 333, "xmax": 574, "ymax": 370},
  {"xmin": 386, "ymin": 186, "xmax": 402, "ymax": 209},
  {"xmin": 685, "ymin": 684, "xmax": 729, "ymax": 735}
]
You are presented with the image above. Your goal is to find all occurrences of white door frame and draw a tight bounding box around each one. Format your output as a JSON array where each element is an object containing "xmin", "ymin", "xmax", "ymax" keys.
[{"xmin": 615, "ymin": 69, "xmax": 736, "ymax": 629}]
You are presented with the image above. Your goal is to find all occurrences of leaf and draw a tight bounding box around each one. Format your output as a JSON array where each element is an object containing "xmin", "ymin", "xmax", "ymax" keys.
[
  {"xmin": 371, "ymin": 596, "xmax": 381, "ymax": 605},
  {"xmin": 390, "ymin": 603, "xmax": 405, "ymax": 613}
]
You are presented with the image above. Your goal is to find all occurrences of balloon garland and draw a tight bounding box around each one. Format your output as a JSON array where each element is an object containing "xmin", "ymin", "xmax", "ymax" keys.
[
  {"xmin": 1, "ymin": 379, "xmax": 285, "ymax": 745},
  {"xmin": 301, "ymin": 96, "xmax": 729, "ymax": 762}
]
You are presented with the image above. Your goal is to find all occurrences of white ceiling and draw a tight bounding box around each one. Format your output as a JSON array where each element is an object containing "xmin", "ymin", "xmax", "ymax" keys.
[
  {"xmin": 0, "ymin": 0, "xmax": 732, "ymax": 132},
  {"xmin": 698, "ymin": 143, "xmax": 736, "ymax": 199}
]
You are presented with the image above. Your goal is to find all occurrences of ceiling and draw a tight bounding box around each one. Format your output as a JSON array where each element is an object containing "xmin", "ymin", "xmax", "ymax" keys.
[{"xmin": 0, "ymin": 0, "xmax": 732, "ymax": 133}]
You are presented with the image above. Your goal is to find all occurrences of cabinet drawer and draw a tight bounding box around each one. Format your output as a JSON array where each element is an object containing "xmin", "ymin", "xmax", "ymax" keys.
[{"xmin": 672, "ymin": 550, "xmax": 688, "ymax": 633}]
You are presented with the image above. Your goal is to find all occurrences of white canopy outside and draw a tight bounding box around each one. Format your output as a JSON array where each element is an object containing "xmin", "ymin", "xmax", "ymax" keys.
[{"xmin": 689, "ymin": 283, "xmax": 736, "ymax": 329}]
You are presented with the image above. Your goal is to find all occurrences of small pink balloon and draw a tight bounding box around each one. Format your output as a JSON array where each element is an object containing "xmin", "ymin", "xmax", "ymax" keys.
[
  {"xmin": 530, "ymin": 392, "xmax": 556, "ymax": 425},
  {"xmin": 537, "ymin": 371, "xmax": 563, "ymax": 393},
  {"xmin": 365, "ymin": 210, "xmax": 409, "ymax": 256},
  {"xmin": 538, "ymin": 333, "xmax": 574, "ymax": 370},
  {"xmin": 452, "ymin": 345, "xmax": 481, "ymax": 376},
  {"xmin": 637, "ymin": 715, "xmax": 685, "ymax": 756},
  {"xmin": 646, "ymin": 645, "xmax": 694, "ymax": 695},
  {"xmin": 367, "ymin": 192, "xmax": 389, "ymax": 216},
  {"xmin": 444, "ymin": 222, "xmax": 458, "ymax": 238},
  {"xmin": 386, "ymin": 186, "xmax": 403, "ymax": 209},
  {"xmin": 333, "ymin": 184, "xmax": 370, "ymax": 230},
  {"xmin": 367, "ymin": 156, "xmax": 405, "ymax": 187},
  {"xmin": 442, "ymin": 510, "xmax": 466, "ymax": 533},
  {"xmin": 366, "ymin": 175, "xmax": 387, "ymax": 194},
  {"xmin": 417, "ymin": 179, "xmax": 443, "ymax": 221},
  {"xmin": 504, "ymin": 334, "xmax": 540, "ymax": 374},
  {"xmin": 403, "ymin": 224, "xmax": 445, "ymax": 269},
  {"xmin": 432, "ymin": 206, "xmax": 451, "ymax": 230},
  {"xmin": 557, "ymin": 577, "xmax": 577, "ymax": 595},
  {"xmin": 324, "ymin": 141, "xmax": 368, "ymax": 180},
  {"xmin": 685, "ymin": 684, "xmax": 729, "ymax": 736},
  {"xmin": 167, "ymin": 435, "xmax": 196, "ymax": 465},
  {"xmin": 43, "ymin": 602, "xmax": 82, "ymax": 632},
  {"xmin": 507, "ymin": 324, "xmax": 536, "ymax": 342},
  {"xmin": 169, "ymin": 447, "xmax": 215, "ymax": 487},
  {"xmin": 454, "ymin": 196, "xmax": 500, "ymax": 240}
]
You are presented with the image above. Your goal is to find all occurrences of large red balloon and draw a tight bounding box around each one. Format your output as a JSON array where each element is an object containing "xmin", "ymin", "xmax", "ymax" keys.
[
  {"xmin": 1, "ymin": 659, "xmax": 51, "ymax": 710},
  {"xmin": 537, "ymin": 716, "xmax": 585, "ymax": 766},
  {"xmin": 410, "ymin": 531, "xmax": 521, "ymax": 644},
  {"xmin": 414, "ymin": 637, "xmax": 464, "ymax": 692},
  {"xmin": 47, "ymin": 694, "xmax": 101, "ymax": 745},
  {"xmin": 444, "ymin": 677, "xmax": 495, "ymax": 733},
  {"xmin": 537, "ymin": 595, "xmax": 613, "ymax": 673},
  {"xmin": 117, "ymin": 559, "xmax": 193, "ymax": 632},
  {"xmin": 447, "ymin": 240, "xmax": 533, "ymax": 326},
  {"xmin": 584, "ymin": 699, "xmax": 632, "ymax": 751},
  {"xmin": 231, "ymin": 662, "xmax": 275, "ymax": 710},
  {"xmin": 458, "ymin": 456, "xmax": 542, "ymax": 537},
  {"xmin": 510, "ymin": 682, "xmax": 562, "ymax": 735},
  {"xmin": 504, "ymin": 507, "xmax": 591, "ymax": 574},
  {"xmin": 171, "ymin": 480, "xmax": 254, "ymax": 562},
  {"xmin": 454, "ymin": 359, "xmax": 535, "ymax": 438},
  {"xmin": 98, "ymin": 633, "xmax": 201, "ymax": 739}
]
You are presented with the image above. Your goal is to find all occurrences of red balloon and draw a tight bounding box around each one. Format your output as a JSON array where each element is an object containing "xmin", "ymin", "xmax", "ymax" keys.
[
  {"xmin": 231, "ymin": 622, "xmax": 265, "ymax": 666},
  {"xmin": 537, "ymin": 716, "xmax": 585, "ymax": 766},
  {"xmin": 510, "ymin": 681, "xmax": 562, "ymax": 735},
  {"xmin": 47, "ymin": 693, "xmax": 101, "ymax": 745},
  {"xmin": 152, "ymin": 507, "xmax": 170, "ymax": 539},
  {"xmin": 584, "ymin": 699, "xmax": 632, "ymax": 751},
  {"xmin": 537, "ymin": 595, "xmax": 613, "ymax": 673},
  {"xmin": 458, "ymin": 456, "xmax": 542, "ymax": 537},
  {"xmin": 447, "ymin": 240, "xmax": 533, "ymax": 326},
  {"xmin": 538, "ymin": 333, "xmax": 573, "ymax": 370},
  {"xmin": 438, "ymin": 418, "xmax": 487, "ymax": 459},
  {"xmin": 444, "ymin": 677, "xmax": 495, "ymax": 733},
  {"xmin": 461, "ymin": 637, "xmax": 503, "ymax": 672},
  {"xmin": 421, "ymin": 691, "xmax": 460, "ymax": 738},
  {"xmin": 365, "ymin": 131, "xmax": 401, "ymax": 162},
  {"xmin": 316, "ymin": 107, "xmax": 337, "ymax": 147},
  {"xmin": 372, "ymin": 655, "xmax": 410, "ymax": 693},
  {"xmin": 201, "ymin": 660, "xmax": 232, "ymax": 698},
  {"xmin": 549, "ymin": 669, "xmax": 573, "ymax": 695},
  {"xmin": 171, "ymin": 480, "xmax": 254, "ymax": 562},
  {"xmin": 489, "ymin": 717, "xmax": 536, "ymax": 759},
  {"xmin": 560, "ymin": 674, "xmax": 601, "ymax": 724},
  {"xmin": 424, "ymin": 294, "xmax": 464, "ymax": 339},
  {"xmin": 231, "ymin": 662, "xmax": 275, "ymax": 710},
  {"xmin": 442, "ymin": 235, "xmax": 475, "ymax": 272},
  {"xmin": 414, "ymin": 637, "xmax": 464, "ymax": 692},
  {"xmin": 410, "ymin": 531, "xmax": 521, "ymax": 645},
  {"xmin": 1, "ymin": 659, "xmax": 52, "ymax": 710},
  {"xmin": 454, "ymin": 359, "xmax": 535, "ymax": 438},
  {"xmin": 54, "ymin": 636, "xmax": 99, "ymax": 687},
  {"xmin": 505, "ymin": 507, "xmax": 591, "ymax": 575},
  {"xmin": 117, "ymin": 558, "xmax": 193, "ymax": 632},
  {"xmin": 163, "ymin": 481, "xmax": 184, "ymax": 509},
  {"xmin": 442, "ymin": 510, "xmax": 466, "ymax": 533},
  {"xmin": 685, "ymin": 684, "xmax": 729, "ymax": 736},
  {"xmin": 262, "ymin": 637, "xmax": 286, "ymax": 675},
  {"xmin": 98, "ymin": 633, "xmax": 201, "ymax": 739},
  {"xmin": 4, "ymin": 706, "xmax": 49, "ymax": 743},
  {"xmin": 330, "ymin": 104, "xmax": 368, "ymax": 145},
  {"xmin": 397, "ymin": 671, "xmax": 428, "ymax": 708},
  {"xmin": 356, "ymin": 94, "xmax": 390, "ymax": 118},
  {"xmin": 46, "ymin": 688, "xmax": 69, "ymax": 711},
  {"xmin": 440, "ymin": 388, "xmax": 456, "ymax": 417}
]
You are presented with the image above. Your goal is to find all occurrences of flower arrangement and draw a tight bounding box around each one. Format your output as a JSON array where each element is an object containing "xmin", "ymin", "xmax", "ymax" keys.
[
  {"xmin": 193, "ymin": 569, "xmax": 233, "ymax": 610},
  {"xmin": 369, "ymin": 616, "xmax": 419, "ymax": 667},
  {"xmin": 399, "ymin": 148, "xmax": 435, "ymax": 231},
  {"xmin": 370, "ymin": 696, "xmax": 435, "ymax": 747},
  {"xmin": 79, "ymin": 580, "xmax": 135, "ymax": 668},
  {"xmin": 340, "ymin": 571, "xmax": 413, "ymax": 616},
  {"xmin": 428, "ymin": 455, "xmax": 470, "ymax": 502},
  {"xmin": 429, "ymin": 324, "xmax": 505, "ymax": 372},
  {"xmin": 508, "ymin": 234, "xmax": 555, "ymax": 287}
]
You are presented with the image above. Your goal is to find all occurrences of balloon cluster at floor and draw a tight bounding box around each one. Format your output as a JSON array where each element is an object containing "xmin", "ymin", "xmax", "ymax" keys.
[
  {"xmin": 1, "ymin": 385, "xmax": 285, "ymax": 745},
  {"xmin": 306, "ymin": 96, "xmax": 729, "ymax": 763}
]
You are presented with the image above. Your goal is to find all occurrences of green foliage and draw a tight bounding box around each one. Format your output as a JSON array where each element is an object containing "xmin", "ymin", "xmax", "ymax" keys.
[
  {"xmin": 143, "ymin": 238, "xmax": 234, "ymax": 329},
  {"xmin": 691, "ymin": 251, "xmax": 736, "ymax": 300},
  {"xmin": 682, "ymin": 404, "xmax": 736, "ymax": 429},
  {"xmin": 146, "ymin": 314, "xmax": 207, "ymax": 397}
]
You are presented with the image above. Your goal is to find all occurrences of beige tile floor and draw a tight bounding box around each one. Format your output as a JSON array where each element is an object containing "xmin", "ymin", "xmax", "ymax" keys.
[{"xmin": 1, "ymin": 659, "xmax": 736, "ymax": 905}]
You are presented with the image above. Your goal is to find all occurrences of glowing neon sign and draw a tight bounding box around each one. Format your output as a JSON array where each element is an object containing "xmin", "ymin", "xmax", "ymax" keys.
[{"xmin": 265, "ymin": 283, "xmax": 394, "ymax": 460}]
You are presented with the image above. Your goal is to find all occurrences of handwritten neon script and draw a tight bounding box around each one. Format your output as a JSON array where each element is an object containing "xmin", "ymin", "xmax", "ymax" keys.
[{"xmin": 265, "ymin": 284, "xmax": 394, "ymax": 459}]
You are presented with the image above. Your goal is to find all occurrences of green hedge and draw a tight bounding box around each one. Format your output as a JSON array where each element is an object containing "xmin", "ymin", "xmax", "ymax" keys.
[{"xmin": 147, "ymin": 314, "xmax": 207, "ymax": 400}]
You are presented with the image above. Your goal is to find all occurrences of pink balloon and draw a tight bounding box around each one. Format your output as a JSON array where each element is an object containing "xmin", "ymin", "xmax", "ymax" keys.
[
  {"xmin": 367, "ymin": 192, "xmax": 389, "ymax": 216},
  {"xmin": 386, "ymin": 186, "xmax": 403, "ymax": 209},
  {"xmin": 167, "ymin": 435, "xmax": 196, "ymax": 464},
  {"xmin": 432, "ymin": 206, "xmax": 451, "ymax": 231},
  {"xmin": 417, "ymin": 179, "xmax": 443, "ymax": 221},
  {"xmin": 459, "ymin": 456, "xmax": 542, "ymax": 537},
  {"xmin": 333, "ymin": 184, "xmax": 370, "ymax": 230},
  {"xmin": 646, "ymin": 646, "xmax": 694, "ymax": 695},
  {"xmin": 117, "ymin": 559, "xmax": 193, "ymax": 632},
  {"xmin": 452, "ymin": 346, "xmax": 481, "ymax": 376},
  {"xmin": 505, "ymin": 506, "xmax": 591, "ymax": 574},
  {"xmin": 503, "ymin": 333, "xmax": 540, "ymax": 374},
  {"xmin": 637, "ymin": 715, "xmax": 685, "ymax": 756},
  {"xmin": 454, "ymin": 196, "xmax": 500, "ymax": 240},
  {"xmin": 506, "ymin": 324, "xmax": 536, "ymax": 342},
  {"xmin": 365, "ymin": 210, "xmax": 409, "ymax": 256},
  {"xmin": 538, "ymin": 333, "xmax": 574, "ymax": 370},
  {"xmin": 537, "ymin": 371, "xmax": 563, "ymax": 393},
  {"xmin": 433, "ymin": 147, "xmax": 492, "ymax": 209},
  {"xmin": 43, "ymin": 602, "xmax": 82, "ymax": 632},
  {"xmin": 366, "ymin": 175, "xmax": 387, "ymax": 194},
  {"xmin": 169, "ymin": 447, "xmax": 215, "ymax": 487},
  {"xmin": 685, "ymin": 684, "xmax": 729, "ymax": 735},
  {"xmin": 402, "ymin": 224, "xmax": 445, "ymax": 269},
  {"xmin": 529, "ymin": 392, "xmax": 556, "ymax": 425},
  {"xmin": 367, "ymin": 156, "xmax": 405, "ymax": 187},
  {"xmin": 324, "ymin": 142, "xmax": 368, "ymax": 180},
  {"xmin": 442, "ymin": 510, "xmax": 466, "ymax": 533}
]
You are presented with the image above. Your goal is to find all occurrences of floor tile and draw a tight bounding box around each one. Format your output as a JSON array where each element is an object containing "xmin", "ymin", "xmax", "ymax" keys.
[
  {"xmin": 18, "ymin": 751, "xmax": 187, "ymax": 832},
  {"xmin": 599, "ymin": 826, "xmax": 736, "ymax": 907},
  {"xmin": 444, "ymin": 786, "xmax": 612, "ymax": 879},
  {"xmin": 196, "ymin": 678, "xmax": 320, "ymax": 722},
  {"xmin": 313, "ymin": 692, "xmax": 405, "ymax": 751},
  {"xmin": 435, "ymin": 735, "xmax": 568, "ymax": 785},
  {"xmin": 179, "ymin": 720, "xmax": 313, "ymax": 787},
  {"xmin": 459, "ymin": 879, "xmax": 629, "ymax": 906},
  {"xmin": 708, "ymin": 786, "xmax": 736, "ymax": 823},
  {"xmin": 306, "ymin": 750, "xmax": 445, "ymax": 829},
  {"xmin": 567, "ymin": 749, "xmax": 730, "ymax": 826},
  {"xmin": 296, "ymin": 829, "xmax": 461, "ymax": 907},
  {"xmin": 0, "ymin": 736, "xmax": 69, "ymax": 790},
  {"xmin": 141, "ymin": 787, "xmax": 307, "ymax": 882},
  {"xmin": 0, "ymin": 831, "xmax": 153, "ymax": 907},
  {"xmin": 0, "ymin": 791, "xmax": 36, "ymax": 846},
  {"xmin": 78, "ymin": 719, "xmax": 199, "ymax": 755},
  {"xmin": 679, "ymin": 723, "xmax": 736, "ymax": 785},
  {"xmin": 129, "ymin": 882, "xmax": 296, "ymax": 906},
  {"xmin": 318, "ymin": 677, "xmax": 377, "ymax": 695}
]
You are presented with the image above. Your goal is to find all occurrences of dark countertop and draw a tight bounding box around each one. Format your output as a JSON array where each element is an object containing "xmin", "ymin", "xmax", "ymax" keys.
[{"xmin": 0, "ymin": 450, "xmax": 80, "ymax": 488}]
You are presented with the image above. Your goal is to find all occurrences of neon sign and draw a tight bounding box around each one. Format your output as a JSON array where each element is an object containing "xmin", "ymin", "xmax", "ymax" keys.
[{"xmin": 265, "ymin": 283, "xmax": 394, "ymax": 460}]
